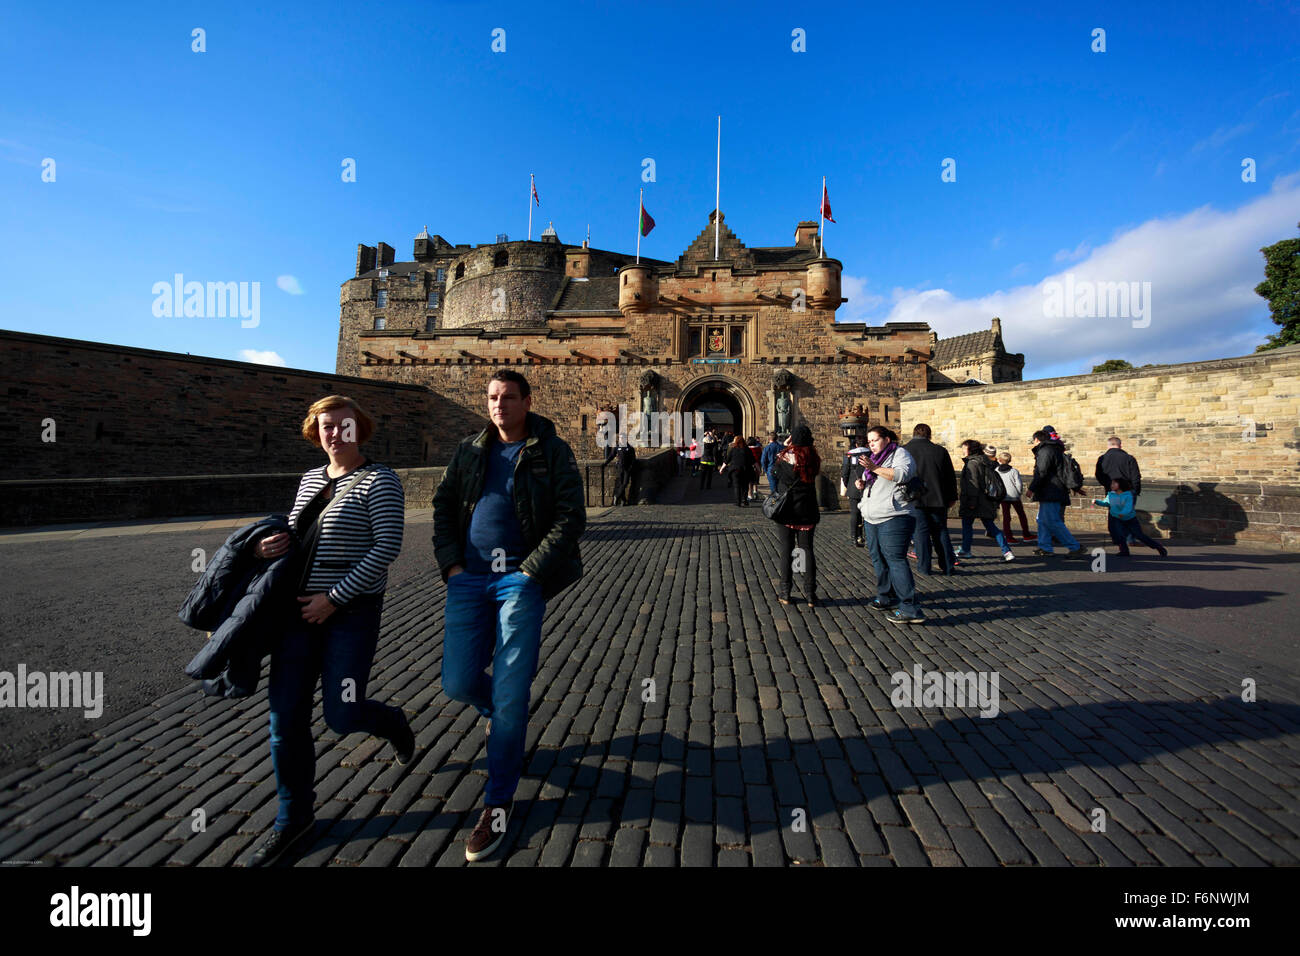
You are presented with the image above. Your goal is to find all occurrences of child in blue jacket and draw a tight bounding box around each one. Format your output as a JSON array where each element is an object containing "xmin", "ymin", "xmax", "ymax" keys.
[{"xmin": 1092, "ymin": 477, "xmax": 1167, "ymax": 556}]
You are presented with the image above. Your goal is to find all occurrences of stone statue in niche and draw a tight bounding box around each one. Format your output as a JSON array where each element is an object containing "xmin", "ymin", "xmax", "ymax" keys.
[
  {"xmin": 639, "ymin": 370, "xmax": 660, "ymax": 417},
  {"xmin": 773, "ymin": 369, "xmax": 796, "ymax": 435}
]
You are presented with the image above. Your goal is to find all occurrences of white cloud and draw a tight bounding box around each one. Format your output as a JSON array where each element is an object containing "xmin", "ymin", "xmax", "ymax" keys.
[
  {"xmin": 1053, "ymin": 241, "xmax": 1091, "ymax": 264},
  {"xmin": 858, "ymin": 171, "xmax": 1300, "ymax": 377},
  {"xmin": 838, "ymin": 274, "xmax": 885, "ymax": 321},
  {"xmin": 277, "ymin": 275, "xmax": 304, "ymax": 295},
  {"xmin": 239, "ymin": 349, "xmax": 287, "ymax": 366},
  {"xmin": 991, "ymin": 234, "xmax": 1004, "ymax": 249},
  {"xmin": 1191, "ymin": 122, "xmax": 1254, "ymax": 153}
]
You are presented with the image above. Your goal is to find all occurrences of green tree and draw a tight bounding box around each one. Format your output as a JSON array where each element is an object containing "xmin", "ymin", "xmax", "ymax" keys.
[
  {"xmin": 1092, "ymin": 359, "xmax": 1134, "ymax": 373},
  {"xmin": 1255, "ymin": 221, "xmax": 1300, "ymax": 351}
]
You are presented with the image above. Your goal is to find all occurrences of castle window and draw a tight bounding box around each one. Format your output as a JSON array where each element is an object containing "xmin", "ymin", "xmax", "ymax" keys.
[
  {"xmin": 427, "ymin": 289, "xmax": 439, "ymax": 308},
  {"xmin": 623, "ymin": 274, "xmax": 627, "ymax": 286},
  {"xmin": 375, "ymin": 289, "xmax": 387, "ymax": 308},
  {"xmin": 374, "ymin": 316, "xmax": 386, "ymax": 330},
  {"xmin": 494, "ymin": 250, "xmax": 509, "ymax": 268},
  {"xmin": 436, "ymin": 268, "xmax": 445, "ymax": 282},
  {"xmin": 581, "ymin": 414, "xmax": 588, "ymax": 433},
  {"xmin": 730, "ymin": 326, "xmax": 744, "ymax": 356},
  {"xmin": 425, "ymin": 316, "xmax": 436, "ymax": 332},
  {"xmin": 408, "ymin": 271, "xmax": 419, "ymax": 283},
  {"xmin": 455, "ymin": 263, "xmax": 465, "ymax": 280}
]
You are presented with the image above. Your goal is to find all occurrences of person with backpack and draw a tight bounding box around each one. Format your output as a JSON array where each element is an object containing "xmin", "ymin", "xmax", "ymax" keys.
[
  {"xmin": 722, "ymin": 435, "xmax": 757, "ymax": 507},
  {"xmin": 770, "ymin": 426, "xmax": 821, "ymax": 606},
  {"xmin": 699, "ymin": 430, "xmax": 718, "ymax": 490},
  {"xmin": 995, "ymin": 451, "xmax": 1034, "ymax": 542},
  {"xmin": 1093, "ymin": 477, "xmax": 1167, "ymax": 557},
  {"xmin": 1025, "ymin": 427, "xmax": 1085, "ymax": 558},
  {"xmin": 955, "ymin": 439, "xmax": 1015, "ymax": 561}
]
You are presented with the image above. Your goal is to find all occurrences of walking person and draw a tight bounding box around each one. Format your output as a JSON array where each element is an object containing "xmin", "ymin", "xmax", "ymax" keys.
[
  {"xmin": 1094, "ymin": 477, "xmax": 1167, "ymax": 557},
  {"xmin": 433, "ymin": 369, "xmax": 586, "ymax": 861},
  {"xmin": 613, "ymin": 442, "xmax": 636, "ymax": 506},
  {"xmin": 761, "ymin": 431, "xmax": 782, "ymax": 493},
  {"xmin": 841, "ymin": 441, "xmax": 868, "ymax": 548},
  {"xmin": 247, "ymin": 395, "xmax": 412, "ymax": 867},
  {"xmin": 903, "ymin": 423, "xmax": 959, "ymax": 575},
  {"xmin": 856, "ymin": 425, "xmax": 924, "ymax": 624},
  {"xmin": 770, "ymin": 426, "xmax": 821, "ymax": 606},
  {"xmin": 1095, "ymin": 436, "xmax": 1143, "ymax": 546},
  {"xmin": 1025, "ymin": 428, "xmax": 1085, "ymax": 558},
  {"xmin": 995, "ymin": 451, "xmax": 1034, "ymax": 542},
  {"xmin": 699, "ymin": 430, "xmax": 718, "ymax": 490},
  {"xmin": 955, "ymin": 440, "xmax": 1016, "ymax": 561},
  {"xmin": 722, "ymin": 435, "xmax": 756, "ymax": 507},
  {"xmin": 748, "ymin": 437, "xmax": 763, "ymax": 501}
]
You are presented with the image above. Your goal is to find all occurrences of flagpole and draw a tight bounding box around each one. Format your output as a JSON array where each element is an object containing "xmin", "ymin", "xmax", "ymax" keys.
[
  {"xmin": 637, "ymin": 188, "xmax": 643, "ymax": 264},
  {"xmin": 819, "ymin": 175, "xmax": 825, "ymax": 257},
  {"xmin": 528, "ymin": 174, "xmax": 534, "ymax": 241},
  {"xmin": 714, "ymin": 116, "xmax": 721, "ymax": 260}
]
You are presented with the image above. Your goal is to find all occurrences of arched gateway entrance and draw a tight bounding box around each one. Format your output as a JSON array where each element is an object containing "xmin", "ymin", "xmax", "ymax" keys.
[{"xmin": 679, "ymin": 376, "xmax": 757, "ymax": 439}]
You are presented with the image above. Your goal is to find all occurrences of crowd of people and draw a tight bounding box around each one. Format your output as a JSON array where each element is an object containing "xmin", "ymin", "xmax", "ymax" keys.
[{"xmin": 762, "ymin": 422, "xmax": 1167, "ymax": 625}]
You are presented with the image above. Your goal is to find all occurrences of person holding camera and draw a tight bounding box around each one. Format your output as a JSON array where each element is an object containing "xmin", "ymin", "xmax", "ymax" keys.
[{"xmin": 856, "ymin": 425, "xmax": 923, "ymax": 625}]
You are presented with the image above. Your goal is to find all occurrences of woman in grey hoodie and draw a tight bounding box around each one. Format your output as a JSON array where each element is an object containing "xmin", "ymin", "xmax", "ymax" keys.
[{"xmin": 856, "ymin": 425, "xmax": 923, "ymax": 624}]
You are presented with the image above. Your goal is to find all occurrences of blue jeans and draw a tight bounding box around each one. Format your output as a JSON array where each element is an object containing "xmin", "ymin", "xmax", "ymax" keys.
[
  {"xmin": 442, "ymin": 570, "xmax": 545, "ymax": 805},
  {"xmin": 1109, "ymin": 516, "xmax": 1162, "ymax": 552},
  {"xmin": 268, "ymin": 595, "xmax": 406, "ymax": 829},
  {"xmin": 915, "ymin": 506, "xmax": 954, "ymax": 573},
  {"xmin": 864, "ymin": 513, "xmax": 919, "ymax": 617},
  {"xmin": 961, "ymin": 515, "xmax": 1010, "ymax": 554},
  {"xmin": 1035, "ymin": 500, "xmax": 1080, "ymax": 553}
]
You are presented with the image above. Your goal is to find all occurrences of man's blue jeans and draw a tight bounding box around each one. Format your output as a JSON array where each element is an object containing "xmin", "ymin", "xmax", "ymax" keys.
[
  {"xmin": 269, "ymin": 595, "xmax": 405, "ymax": 830},
  {"xmin": 1035, "ymin": 500, "xmax": 1080, "ymax": 553},
  {"xmin": 442, "ymin": 570, "xmax": 545, "ymax": 806},
  {"xmin": 961, "ymin": 516, "xmax": 1011, "ymax": 555},
  {"xmin": 863, "ymin": 513, "xmax": 919, "ymax": 616}
]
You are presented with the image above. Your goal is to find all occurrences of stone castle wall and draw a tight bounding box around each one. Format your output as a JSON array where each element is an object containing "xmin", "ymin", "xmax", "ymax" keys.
[
  {"xmin": 0, "ymin": 329, "xmax": 467, "ymax": 481},
  {"xmin": 900, "ymin": 346, "xmax": 1300, "ymax": 549}
]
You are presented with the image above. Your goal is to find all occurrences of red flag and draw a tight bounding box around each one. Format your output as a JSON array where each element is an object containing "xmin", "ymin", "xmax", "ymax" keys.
[
  {"xmin": 640, "ymin": 199, "xmax": 655, "ymax": 237},
  {"xmin": 531, "ymin": 177, "xmax": 540, "ymax": 205},
  {"xmin": 821, "ymin": 183, "xmax": 834, "ymax": 223}
]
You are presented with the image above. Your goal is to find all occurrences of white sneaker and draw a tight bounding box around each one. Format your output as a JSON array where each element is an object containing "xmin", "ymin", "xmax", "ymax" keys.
[{"xmin": 1004, "ymin": 551, "xmax": 1016, "ymax": 561}]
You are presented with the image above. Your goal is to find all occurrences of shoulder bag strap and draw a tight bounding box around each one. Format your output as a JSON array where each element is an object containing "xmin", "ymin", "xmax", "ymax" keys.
[{"xmin": 295, "ymin": 464, "xmax": 377, "ymax": 592}]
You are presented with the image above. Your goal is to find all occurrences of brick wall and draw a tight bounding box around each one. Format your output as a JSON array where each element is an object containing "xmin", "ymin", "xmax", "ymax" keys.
[
  {"xmin": 0, "ymin": 329, "xmax": 460, "ymax": 481},
  {"xmin": 899, "ymin": 346, "xmax": 1300, "ymax": 550}
]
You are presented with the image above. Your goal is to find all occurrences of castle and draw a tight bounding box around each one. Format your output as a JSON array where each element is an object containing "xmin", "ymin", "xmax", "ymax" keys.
[{"xmin": 336, "ymin": 211, "xmax": 1022, "ymax": 458}]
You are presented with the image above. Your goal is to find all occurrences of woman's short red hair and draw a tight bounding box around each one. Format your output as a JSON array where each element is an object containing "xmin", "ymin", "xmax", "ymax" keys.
[{"xmin": 301, "ymin": 395, "xmax": 376, "ymax": 447}]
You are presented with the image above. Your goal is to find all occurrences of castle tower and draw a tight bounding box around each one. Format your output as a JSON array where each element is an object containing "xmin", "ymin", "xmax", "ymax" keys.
[{"xmin": 618, "ymin": 263, "xmax": 659, "ymax": 316}]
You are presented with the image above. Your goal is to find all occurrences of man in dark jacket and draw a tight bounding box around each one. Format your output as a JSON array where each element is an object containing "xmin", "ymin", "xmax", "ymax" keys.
[
  {"xmin": 841, "ymin": 444, "xmax": 868, "ymax": 547},
  {"xmin": 904, "ymin": 424, "xmax": 960, "ymax": 574},
  {"xmin": 1095, "ymin": 436, "xmax": 1143, "ymax": 545},
  {"xmin": 1026, "ymin": 428, "xmax": 1083, "ymax": 557},
  {"xmin": 433, "ymin": 369, "xmax": 585, "ymax": 861}
]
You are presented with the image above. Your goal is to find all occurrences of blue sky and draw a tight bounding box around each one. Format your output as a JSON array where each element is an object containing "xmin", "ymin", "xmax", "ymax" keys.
[{"xmin": 2, "ymin": 0, "xmax": 1297, "ymax": 378}]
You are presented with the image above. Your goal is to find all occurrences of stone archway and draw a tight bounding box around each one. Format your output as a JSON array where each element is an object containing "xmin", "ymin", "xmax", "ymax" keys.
[{"xmin": 678, "ymin": 375, "xmax": 758, "ymax": 439}]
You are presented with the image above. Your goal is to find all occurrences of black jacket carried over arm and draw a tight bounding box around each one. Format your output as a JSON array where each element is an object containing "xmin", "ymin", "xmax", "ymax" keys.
[
  {"xmin": 432, "ymin": 411, "xmax": 586, "ymax": 602},
  {"xmin": 1095, "ymin": 447, "xmax": 1142, "ymax": 496},
  {"xmin": 772, "ymin": 459, "xmax": 820, "ymax": 525},
  {"xmin": 1028, "ymin": 440, "xmax": 1069, "ymax": 503},
  {"xmin": 178, "ymin": 514, "xmax": 302, "ymax": 698},
  {"xmin": 903, "ymin": 437, "xmax": 959, "ymax": 509}
]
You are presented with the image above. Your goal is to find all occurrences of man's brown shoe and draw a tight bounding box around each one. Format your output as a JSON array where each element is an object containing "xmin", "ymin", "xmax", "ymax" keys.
[{"xmin": 465, "ymin": 803, "xmax": 512, "ymax": 861}]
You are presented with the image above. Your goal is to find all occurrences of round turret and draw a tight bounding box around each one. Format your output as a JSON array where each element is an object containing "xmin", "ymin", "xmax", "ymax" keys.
[
  {"xmin": 442, "ymin": 240, "xmax": 565, "ymax": 330},
  {"xmin": 618, "ymin": 264, "xmax": 659, "ymax": 317},
  {"xmin": 806, "ymin": 257, "xmax": 842, "ymax": 311}
]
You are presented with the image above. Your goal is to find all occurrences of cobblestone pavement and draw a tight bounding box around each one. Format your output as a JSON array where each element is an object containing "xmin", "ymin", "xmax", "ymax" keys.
[{"xmin": 2, "ymin": 478, "xmax": 1298, "ymax": 867}]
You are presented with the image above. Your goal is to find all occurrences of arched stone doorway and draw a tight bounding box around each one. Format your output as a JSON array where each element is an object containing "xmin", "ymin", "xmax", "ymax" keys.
[{"xmin": 679, "ymin": 376, "xmax": 757, "ymax": 439}]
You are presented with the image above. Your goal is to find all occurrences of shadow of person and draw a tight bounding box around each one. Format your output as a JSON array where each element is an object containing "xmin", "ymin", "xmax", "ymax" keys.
[{"xmin": 1159, "ymin": 482, "xmax": 1249, "ymax": 545}]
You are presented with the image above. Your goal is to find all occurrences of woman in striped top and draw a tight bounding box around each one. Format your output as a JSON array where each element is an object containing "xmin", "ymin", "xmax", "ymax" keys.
[{"xmin": 246, "ymin": 395, "xmax": 413, "ymax": 867}]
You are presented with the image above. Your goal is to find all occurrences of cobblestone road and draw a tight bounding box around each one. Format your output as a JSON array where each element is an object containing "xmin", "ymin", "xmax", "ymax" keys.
[{"xmin": 2, "ymin": 478, "xmax": 1298, "ymax": 866}]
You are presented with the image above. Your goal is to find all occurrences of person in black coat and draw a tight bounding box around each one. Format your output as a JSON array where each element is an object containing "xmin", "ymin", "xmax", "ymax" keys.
[
  {"xmin": 1026, "ymin": 427, "xmax": 1083, "ymax": 556},
  {"xmin": 902, "ymin": 424, "xmax": 959, "ymax": 574},
  {"xmin": 770, "ymin": 426, "xmax": 821, "ymax": 605},
  {"xmin": 956, "ymin": 439, "xmax": 1014, "ymax": 560},
  {"xmin": 841, "ymin": 445, "xmax": 868, "ymax": 547},
  {"xmin": 723, "ymin": 435, "xmax": 756, "ymax": 506},
  {"xmin": 1095, "ymin": 436, "xmax": 1142, "ymax": 545}
]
